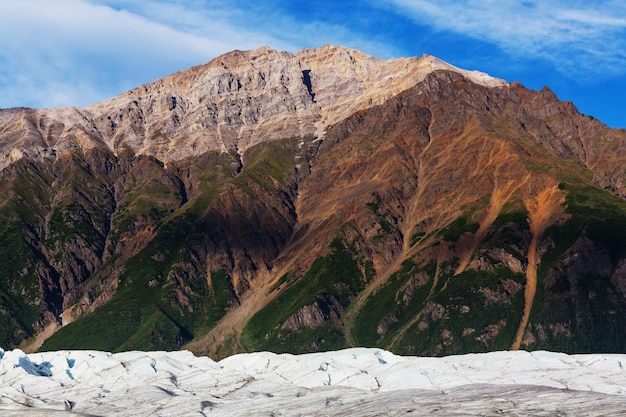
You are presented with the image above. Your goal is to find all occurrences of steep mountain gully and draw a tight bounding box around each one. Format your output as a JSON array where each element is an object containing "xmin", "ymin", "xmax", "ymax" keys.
[
  {"xmin": 511, "ymin": 184, "xmax": 564, "ymax": 350},
  {"xmin": 344, "ymin": 119, "xmax": 532, "ymax": 350}
]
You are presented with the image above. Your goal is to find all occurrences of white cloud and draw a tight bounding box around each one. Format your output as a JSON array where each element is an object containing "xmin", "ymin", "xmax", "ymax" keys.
[
  {"xmin": 0, "ymin": 0, "xmax": 293, "ymax": 108},
  {"xmin": 0, "ymin": 0, "xmax": 392, "ymax": 109},
  {"xmin": 380, "ymin": 0, "xmax": 626, "ymax": 78}
]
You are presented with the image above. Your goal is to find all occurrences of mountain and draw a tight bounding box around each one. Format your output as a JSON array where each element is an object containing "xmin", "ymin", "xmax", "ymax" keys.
[
  {"xmin": 1, "ymin": 347, "xmax": 625, "ymax": 416},
  {"xmin": 1, "ymin": 45, "xmax": 626, "ymax": 357}
]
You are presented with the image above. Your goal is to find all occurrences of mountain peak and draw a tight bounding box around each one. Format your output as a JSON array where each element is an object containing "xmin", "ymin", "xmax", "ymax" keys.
[{"xmin": 0, "ymin": 45, "xmax": 509, "ymax": 169}]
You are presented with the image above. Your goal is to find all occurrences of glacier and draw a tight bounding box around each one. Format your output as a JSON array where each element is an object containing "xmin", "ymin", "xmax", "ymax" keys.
[{"xmin": 0, "ymin": 347, "xmax": 624, "ymax": 416}]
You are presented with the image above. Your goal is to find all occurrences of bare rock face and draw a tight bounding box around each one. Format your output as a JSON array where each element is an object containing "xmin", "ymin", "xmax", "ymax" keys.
[
  {"xmin": 84, "ymin": 47, "xmax": 319, "ymax": 161},
  {"xmin": 611, "ymin": 260, "xmax": 626, "ymax": 297},
  {"xmin": 282, "ymin": 294, "xmax": 342, "ymax": 332},
  {"xmin": 0, "ymin": 46, "xmax": 507, "ymax": 171}
]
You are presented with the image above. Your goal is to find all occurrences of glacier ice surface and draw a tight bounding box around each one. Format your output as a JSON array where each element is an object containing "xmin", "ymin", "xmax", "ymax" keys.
[{"xmin": 0, "ymin": 347, "xmax": 624, "ymax": 416}]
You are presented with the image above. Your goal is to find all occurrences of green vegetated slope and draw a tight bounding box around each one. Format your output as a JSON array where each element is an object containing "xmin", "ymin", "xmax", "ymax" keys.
[
  {"xmin": 351, "ymin": 222, "xmax": 528, "ymax": 356},
  {"xmin": 242, "ymin": 238, "xmax": 364, "ymax": 353},
  {"xmin": 527, "ymin": 179, "xmax": 626, "ymax": 352},
  {"xmin": 0, "ymin": 150, "xmax": 117, "ymax": 347},
  {"xmin": 38, "ymin": 138, "xmax": 302, "ymax": 352},
  {"xmin": 237, "ymin": 205, "xmax": 530, "ymax": 356},
  {"xmin": 0, "ymin": 208, "xmax": 42, "ymax": 346},
  {"xmin": 236, "ymin": 175, "xmax": 626, "ymax": 357}
]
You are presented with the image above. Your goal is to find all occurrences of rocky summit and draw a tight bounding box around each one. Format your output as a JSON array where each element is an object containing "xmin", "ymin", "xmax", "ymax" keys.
[{"xmin": 0, "ymin": 46, "xmax": 625, "ymax": 358}]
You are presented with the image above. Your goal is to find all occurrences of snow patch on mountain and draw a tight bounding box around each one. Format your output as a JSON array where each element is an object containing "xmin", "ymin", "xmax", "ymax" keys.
[{"xmin": 419, "ymin": 54, "xmax": 508, "ymax": 88}]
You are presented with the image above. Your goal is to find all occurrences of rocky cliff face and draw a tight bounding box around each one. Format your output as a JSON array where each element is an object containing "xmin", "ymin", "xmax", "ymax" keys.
[
  {"xmin": 0, "ymin": 46, "xmax": 625, "ymax": 358},
  {"xmin": 0, "ymin": 46, "xmax": 505, "ymax": 171}
]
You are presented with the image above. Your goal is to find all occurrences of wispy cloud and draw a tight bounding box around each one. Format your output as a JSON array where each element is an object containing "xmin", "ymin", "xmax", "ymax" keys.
[
  {"xmin": 9, "ymin": 0, "xmax": 622, "ymax": 112},
  {"xmin": 0, "ymin": 0, "xmax": 292, "ymax": 109},
  {"xmin": 0, "ymin": 0, "xmax": 392, "ymax": 109},
  {"xmin": 380, "ymin": 0, "xmax": 626, "ymax": 78}
]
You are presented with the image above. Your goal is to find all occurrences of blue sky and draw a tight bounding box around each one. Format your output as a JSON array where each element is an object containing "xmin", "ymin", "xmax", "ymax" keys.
[{"xmin": 0, "ymin": 0, "xmax": 624, "ymax": 128}]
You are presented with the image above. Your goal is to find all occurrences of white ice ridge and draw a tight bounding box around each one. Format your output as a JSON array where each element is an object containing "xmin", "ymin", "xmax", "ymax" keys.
[
  {"xmin": 0, "ymin": 347, "xmax": 624, "ymax": 416},
  {"xmin": 419, "ymin": 54, "xmax": 508, "ymax": 88}
]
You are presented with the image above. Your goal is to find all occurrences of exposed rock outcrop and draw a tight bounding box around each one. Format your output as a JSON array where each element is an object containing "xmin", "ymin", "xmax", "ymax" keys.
[
  {"xmin": 282, "ymin": 294, "xmax": 342, "ymax": 332},
  {"xmin": 0, "ymin": 46, "xmax": 507, "ymax": 172}
]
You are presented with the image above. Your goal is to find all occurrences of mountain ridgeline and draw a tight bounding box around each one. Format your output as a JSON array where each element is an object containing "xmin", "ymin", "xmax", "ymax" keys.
[{"xmin": 1, "ymin": 46, "xmax": 625, "ymax": 358}]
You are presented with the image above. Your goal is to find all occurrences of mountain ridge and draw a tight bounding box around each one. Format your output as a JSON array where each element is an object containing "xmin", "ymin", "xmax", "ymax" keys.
[{"xmin": 1, "ymin": 45, "xmax": 506, "ymax": 171}]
